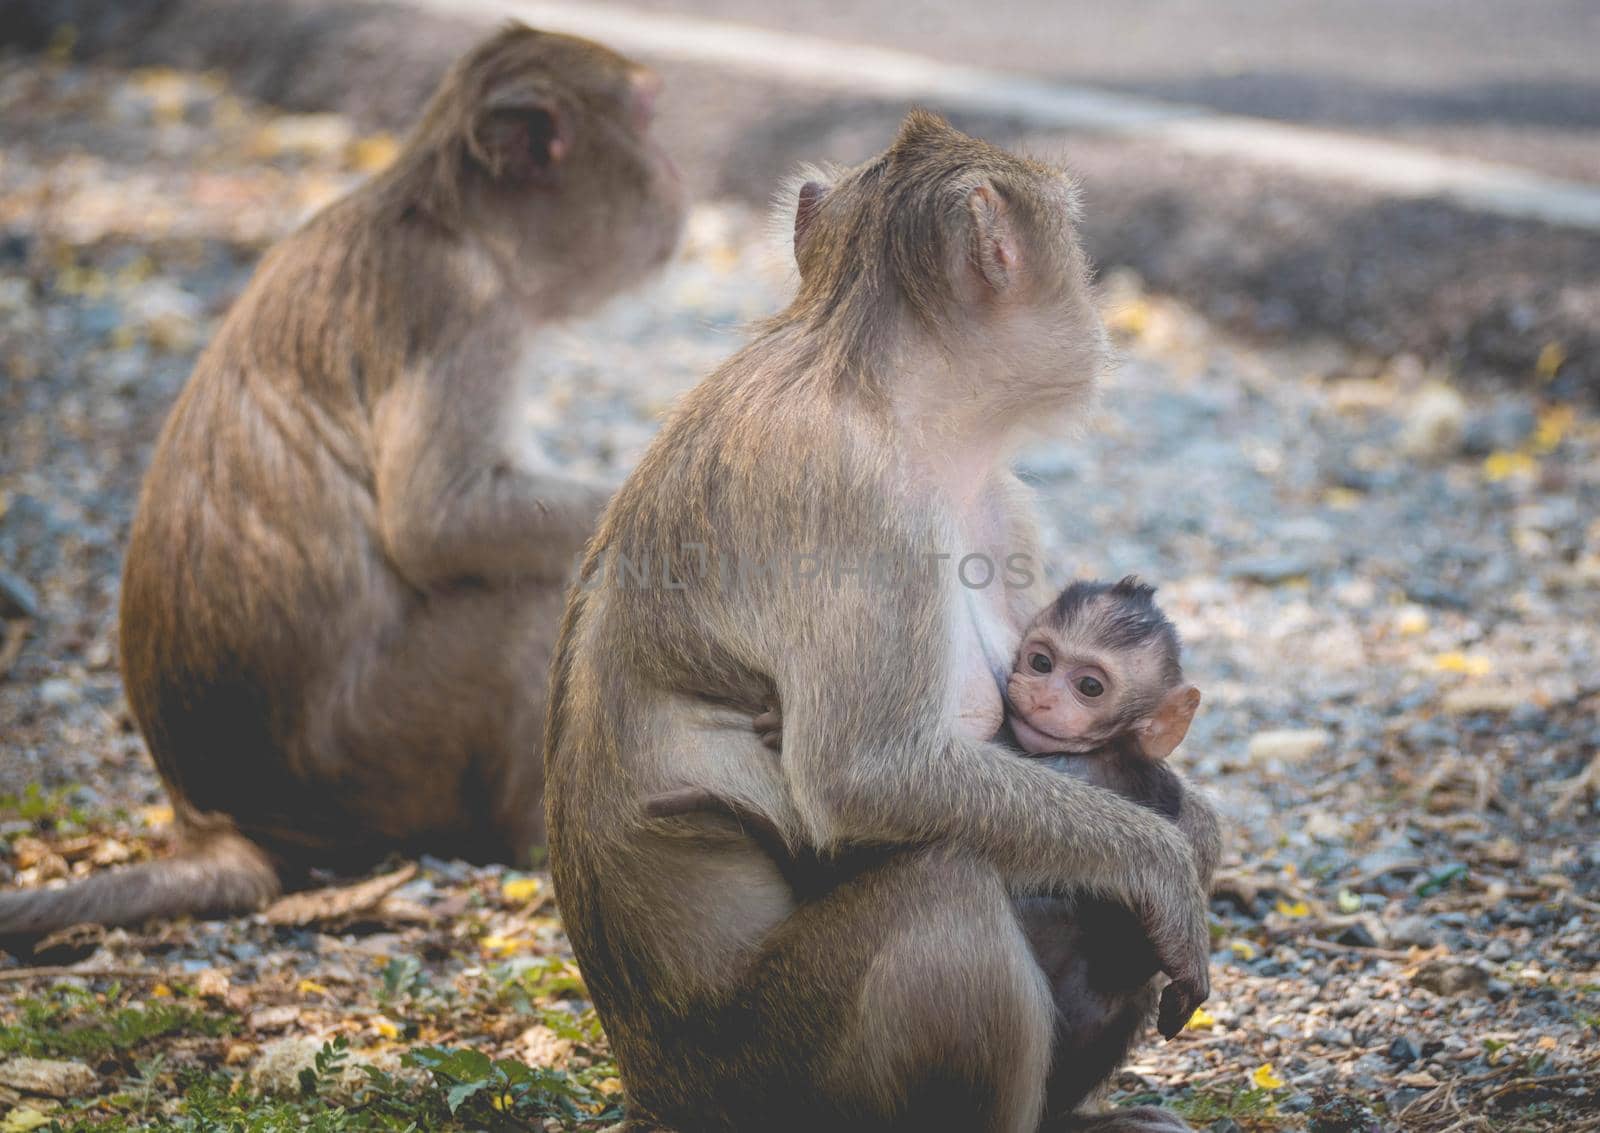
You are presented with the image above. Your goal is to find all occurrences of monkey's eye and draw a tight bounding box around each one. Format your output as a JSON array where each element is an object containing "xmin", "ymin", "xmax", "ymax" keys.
[
  {"xmin": 1028, "ymin": 653, "xmax": 1053, "ymax": 674},
  {"xmin": 1075, "ymin": 675, "xmax": 1104, "ymax": 697}
]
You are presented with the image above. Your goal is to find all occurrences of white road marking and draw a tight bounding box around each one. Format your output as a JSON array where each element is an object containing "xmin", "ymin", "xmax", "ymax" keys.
[{"xmin": 409, "ymin": 0, "xmax": 1600, "ymax": 232}]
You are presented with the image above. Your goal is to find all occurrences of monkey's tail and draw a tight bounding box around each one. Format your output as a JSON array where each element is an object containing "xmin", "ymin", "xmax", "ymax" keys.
[{"xmin": 0, "ymin": 829, "xmax": 280, "ymax": 943}]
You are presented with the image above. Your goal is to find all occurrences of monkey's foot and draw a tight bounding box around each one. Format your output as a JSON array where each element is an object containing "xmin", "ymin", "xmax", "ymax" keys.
[{"xmin": 1054, "ymin": 1105, "xmax": 1194, "ymax": 1132}]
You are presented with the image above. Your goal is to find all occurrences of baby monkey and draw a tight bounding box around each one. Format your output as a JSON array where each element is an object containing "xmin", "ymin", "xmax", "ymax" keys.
[
  {"xmin": 646, "ymin": 575, "xmax": 1216, "ymax": 1115},
  {"xmin": 1003, "ymin": 576, "xmax": 1215, "ymax": 1114},
  {"xmin": 1004, "ymin": 575, "xmax": 1201, "ymax": 824}
]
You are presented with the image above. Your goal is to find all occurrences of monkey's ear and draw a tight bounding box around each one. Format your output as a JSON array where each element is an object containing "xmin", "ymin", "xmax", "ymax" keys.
[
  {"xmin": 1136, "ymin": 685, "xmax": 1200, "ymax": 760},
  {"xmin": 967, "ymin": 182, "xmax": 1020, "ymax": 292},
  {"xmin": 794, "ymin": 180, "xmax": 828, "ymax": 257},
  {"xmin": 472, "ymin": 91, "xmax": 570, "ymax": 183}
]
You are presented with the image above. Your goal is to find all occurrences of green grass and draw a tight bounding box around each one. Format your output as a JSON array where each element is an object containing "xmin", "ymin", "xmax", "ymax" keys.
[
  {"xmin": 1170, "ymin": 1085, "xmax": 1285, "ymax": 1129},
  {"xmin": 0, "ymin": 985, "xmax": 232, "ymax": 1061},
  {"xmin": 45, "ymin": 1039, "xmax": 622, "ymax": 1132}
]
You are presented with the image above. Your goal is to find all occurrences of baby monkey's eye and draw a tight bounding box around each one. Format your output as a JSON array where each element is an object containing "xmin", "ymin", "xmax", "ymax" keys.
[
  {"xmin": 1028, "ymin": 653, "xmax": 1053, "ymax": 674},
  {"xmin": 1075, "ymin": 675, "xmax": 1104, "ymax": 697}
]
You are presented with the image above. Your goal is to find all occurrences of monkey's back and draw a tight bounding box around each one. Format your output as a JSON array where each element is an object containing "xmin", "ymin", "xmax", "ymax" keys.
[{"xmin": 118, "ymin": 212, "xmax": 425, "ymax": 863}]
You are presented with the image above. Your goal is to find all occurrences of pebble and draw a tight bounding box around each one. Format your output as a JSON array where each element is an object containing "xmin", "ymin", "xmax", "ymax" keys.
[
  {"xmin": 1388, "ymin": 1036, "xmax": 1421, "ymax": 1065},
  {"xmin": 1439, "ymin": 686, "xmax": 1527, "ymax": 715},
  {"xmin": 1484, "ymin": 939, "xmax": 1513, "ymax": 962},
  {"xmin": 36, "ymin": 678, "xmax": 80, "ymax": 707},
  {"xmin": 1226, "ymin": 554, "xmax": 1319, "ymax": 584},
  {"xmin": 0, "ymin": 1057, "xmax": 97, "ymax": 1098},
  {"xmin": 1388, "ymin": 915, "xmax": 1437, "ymax": 949},
  {"xmin": 1246, "ymin": 728, "xmax": 1332, "ymax": 764},
  {"xmin": 1336, "ymin": 923, "xmax": 1378, "ymax": 948},
  {"xmin": 1398, "ymin": 383, "xmax": 1467, "ymax": 460},
  {"xmin": 0, "ymin": 570, "xmax": 38, "ymax": 619},
  {"xmin": 1461, "ymin": 403, "xmax": 1536, "ymax": 456}
]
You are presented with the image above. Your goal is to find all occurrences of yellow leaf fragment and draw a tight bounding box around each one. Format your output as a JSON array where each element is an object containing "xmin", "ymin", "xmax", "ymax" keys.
[
  {"xmin": 1184, "ymin": 1007, "xmax": 1216, "ymax": 1031},
  {"xmin": 151, "ymin": 984, "xmax": 173, "ymax": 998},
  {"xmin": 1532, "ymin": 405, "xmax": 1574, "ymax": 454},
  {"xmin": 1251, "ymin": 1063, "xmax": 1285, "ymax": 1090},
  {"xmin": 597, "ymin": 1077, "xmax": 624, "ymax": 1096},
  {"xmin": 1534, "ymin": 341, "xmax": 1566, "ymax": 381},
  {"xmin": 373, "ymin": 1017, "xmax": 400, "ymax": 1040},
  {"xmin": 2, "ymin": 1107, "xmax": 52, "ymax": 1133},
  {"xmin": 297, "ymin": 979, "xmax": 329, "ymax": 996},
  {"xmin": 141, "ymin": 805, "xmax": 175, "ymax": 828},
  {"xmin": 348, "ymin": 133, "xmax": 400, "ymax": 174},
  {"xmin": 480, "ymin": 935, "xmax": 530, "ymax": 957},
  {"xmin": 1274, "ymin": 899, "xmax": 1310, "ymax": 919},
  {"xmin": 1106, "ymin": 298, "xmax": 1153, "ymax": 338},
  {"xmin": 1228, "ymin": 940, "xmax": 1258, "ymax": 961},
  {"xmin": 1482, "ymin": 450, "xmax": 1536, "ymax": 482},
  {"xmin": 1433, "ymin": 652, "xmax": 1492, "ymax": 677},
  {"xmin": 501, "ymin": 876, "xmax": 542, "ymax": 904}
]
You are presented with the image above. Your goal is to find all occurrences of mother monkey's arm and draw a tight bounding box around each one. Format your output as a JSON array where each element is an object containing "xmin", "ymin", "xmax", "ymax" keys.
[{"xmin": 759, "ymin": 474, "xmax": 1211, "ymax": 1034}]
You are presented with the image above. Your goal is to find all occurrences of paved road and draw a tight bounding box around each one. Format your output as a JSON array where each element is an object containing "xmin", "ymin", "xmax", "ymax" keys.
[
  {"xmin": 627, "ymin": 0, "xmax": 1600, "ymax": 183},
  {"xmin": 4, "ymin": 0, "xmax": 1597, "ymax": 396}
]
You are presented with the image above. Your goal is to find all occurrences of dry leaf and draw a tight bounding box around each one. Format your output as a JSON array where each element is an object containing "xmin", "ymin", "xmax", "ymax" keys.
[{"xmin": 263, "ymin": 864, "xmax": 417, "ymax": 927}]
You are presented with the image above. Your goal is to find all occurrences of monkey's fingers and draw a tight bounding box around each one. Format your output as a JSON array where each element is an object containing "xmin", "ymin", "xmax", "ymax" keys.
[
  {"xmin": 1156, "ymin": 979, "xmax": 1204, "ymax": 1040},
  {"xmin": 753, "ymin": 709, "xmax": 784, "ymax": 753}
]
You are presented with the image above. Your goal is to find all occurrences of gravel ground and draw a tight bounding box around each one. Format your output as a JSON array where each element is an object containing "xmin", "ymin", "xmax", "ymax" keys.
[{"xmin": 0, "ymin": 53, "xmax": 1597, "ymax": 1132}]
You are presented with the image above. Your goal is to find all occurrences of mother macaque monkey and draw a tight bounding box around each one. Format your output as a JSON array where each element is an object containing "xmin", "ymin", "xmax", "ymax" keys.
[
  {"xmin": 0, "ymin": 24, "xmax": 684, "ymax": 941},
  {"xmin": 546, "ymin": 112, "xmax": 1210, "ymax": 1133}
]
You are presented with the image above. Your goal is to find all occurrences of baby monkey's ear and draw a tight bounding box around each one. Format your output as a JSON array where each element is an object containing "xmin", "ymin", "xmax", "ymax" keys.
[{"xmin": 1136, "ymin": 685, "xmax": 1201, "ymax": 760}]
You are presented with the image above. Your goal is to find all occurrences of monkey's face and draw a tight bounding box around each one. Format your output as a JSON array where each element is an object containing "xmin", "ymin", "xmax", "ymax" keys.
[
  {"xmin": 1005, "ymin": 610, "xmax": 1178, "ymax": 757},
  {"xmin": 1007, "ymin": 629, "xmax": 1128, "ymax": 755}
]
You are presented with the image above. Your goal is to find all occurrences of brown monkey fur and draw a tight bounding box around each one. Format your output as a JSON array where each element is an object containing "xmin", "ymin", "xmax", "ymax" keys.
[
  {"xmin": 0, "ymin": 23, "xmax": 684, "ymax": 942},
  {"xmin": 647, "ymin": 575, "xmax": 1224, "ymax": 1125},
  {"xmin": 545, "ymin": 112, "xmax": 1212, "ymax": 1133}
]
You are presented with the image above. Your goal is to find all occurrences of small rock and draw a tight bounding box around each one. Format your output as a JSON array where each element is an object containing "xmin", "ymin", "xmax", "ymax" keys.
[
  {"xmin": 36, "ymin": 679, "xmax": 79, "ymax": 708},
  {"xmin": 248, "ymin": 1005, "xmax": 301, "ymax": 1033},
  {"xmin": 1281, "ymin": 1092, "xmax": 1315, "ymax": 1113},
  {"xmin": 1227, "ymin": 554, "xmax": 1318, "ymax": 584},
  {"xmin": 1209, "ymin": 1120, "xmax": 1243, "ymax": 1133},
  {"xmin": 1397, "ymin": 383, "xmax": 1467, "ymax": 461},
  {"xmin": 1336, "ymin": 923, "xmax": 1378, "ymax": 949},
  {"xmin": 1462, "ymin": 403, "xmax": 1536, "ymax": 456},
  {"xmin": 254, "ymin": 113, "xmax": 355, "ymax": 158},
  {"xmin": 0, "ymin": 570, "xmax": 38, "ymax": 619},
  {"xmin": 1388, "ymin": 1036, "xmax": 1421, "ymax": 1065},
  {"xmin": 1484, "ymin": 939, "xmax": 1513, "ymax": 962},
  {"xmin": 0, "ymin": 1057, "xmax": 97, "ymax": 1098},
  {"xmin": 251, "ymin": 1037, "xmax": 419, "ymax": 1105},
  {"xmin": 1403, "ymin": 579, "xmax": 1470, "ymax": 610},
  {"xmin": 1388, "ymin": 915, "xmax": 1437, "ymax": 949},
  {"xmin": 1439, "ymin": 686, "xmax": 1527, "ymax": 715},
  {"xmin": 1247, "ymin": 729, "xmax": 1332, "ymax": 764},
  {"xmin": 1411, "ymin": 959, "xmax": 1488, "ymax": 997}
]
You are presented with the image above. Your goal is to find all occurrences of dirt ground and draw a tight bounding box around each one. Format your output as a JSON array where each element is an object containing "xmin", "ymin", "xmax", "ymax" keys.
[{"xmin": 0, "ymin": 50, "xmax": 1597, "ymax": 1132}]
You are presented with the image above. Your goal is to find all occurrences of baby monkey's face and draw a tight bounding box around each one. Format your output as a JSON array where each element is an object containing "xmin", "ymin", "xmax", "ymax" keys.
[{"xmin": 1005, "ymin": 584, "xmax": 1200, "ymax": 760}]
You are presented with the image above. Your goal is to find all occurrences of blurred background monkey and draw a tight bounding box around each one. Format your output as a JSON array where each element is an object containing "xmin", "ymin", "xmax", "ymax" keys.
[{"xmin": 0, "ymin": 23, "xmax": 684, "ymax": 942}]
